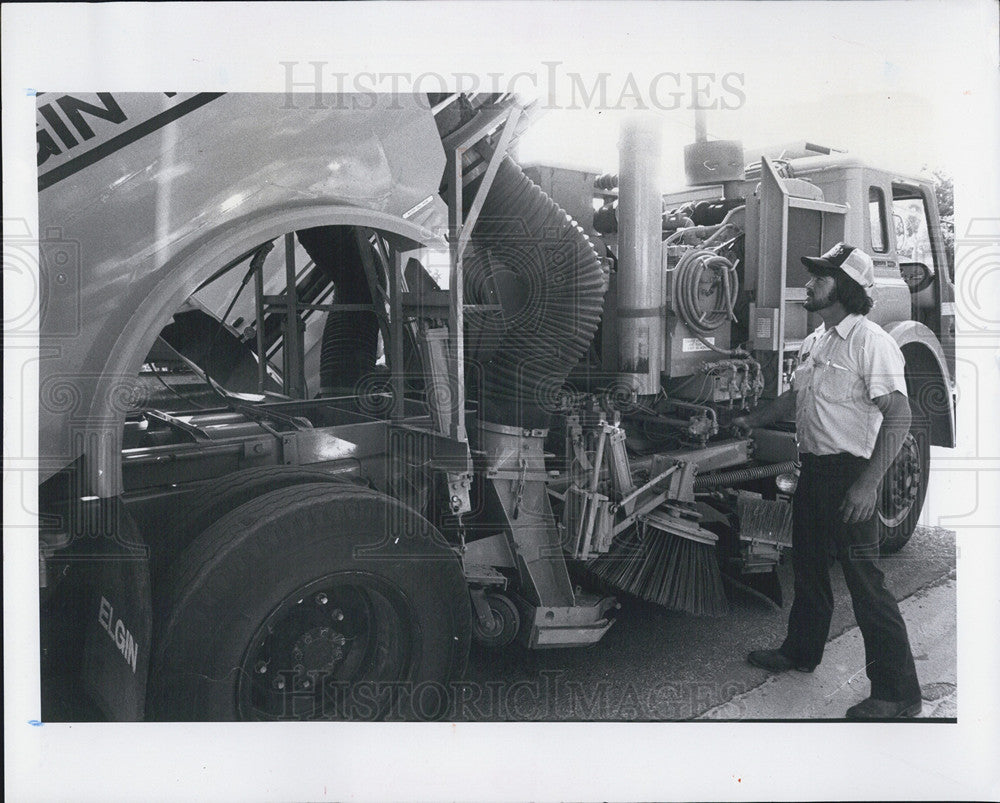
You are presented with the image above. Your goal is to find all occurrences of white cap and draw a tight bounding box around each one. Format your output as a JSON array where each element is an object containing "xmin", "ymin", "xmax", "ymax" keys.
[{"xmin": 801, "ymin": 243, "xmax": 876, "ymax": 299}]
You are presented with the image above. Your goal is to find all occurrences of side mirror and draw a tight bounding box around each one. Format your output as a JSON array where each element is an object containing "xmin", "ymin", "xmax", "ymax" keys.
[{"xmin": 899, "ymin": 261, "xmax": 934, "ymax": 293}]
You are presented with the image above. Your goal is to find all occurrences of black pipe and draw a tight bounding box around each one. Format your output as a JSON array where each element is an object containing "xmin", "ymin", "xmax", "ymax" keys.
[{"xmin": 296, "ymin": 227, "xmax": 381, "ymax": 395}]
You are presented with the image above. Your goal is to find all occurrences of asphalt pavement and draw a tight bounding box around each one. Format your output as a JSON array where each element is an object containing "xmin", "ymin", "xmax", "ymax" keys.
[
  {"xmin": 459, "ymin": 524, "xmax": 956, "ymax": 721},
  {"xmin": 697, "ymin": 576, "xmax": 957, "ymax": 719}
]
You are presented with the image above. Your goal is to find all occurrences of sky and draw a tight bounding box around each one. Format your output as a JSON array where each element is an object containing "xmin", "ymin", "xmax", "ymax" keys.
[
  {"xmin": 512, "ymin": 2, "xmax": 974, "ymax": 184},
  {"xmin": 518, "ymin": 89, "xmax": 950, "ymax": 185}
]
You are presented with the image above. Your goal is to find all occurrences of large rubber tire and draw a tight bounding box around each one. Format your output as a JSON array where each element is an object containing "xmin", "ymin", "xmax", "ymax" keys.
[
  {"xmin": 150, "ymin": 483, "xmax": 470, "ymax": 721},
  {"xmin": 155, "ymin": 465, "xmax": 359, "ymax": 588},
  {"xmin": 173, "ymin": 465, "xmax": 359, "ymax": 547},
  {"xmin": 876, "ymin": 404, "xmax": 931, "ymax": 554}
]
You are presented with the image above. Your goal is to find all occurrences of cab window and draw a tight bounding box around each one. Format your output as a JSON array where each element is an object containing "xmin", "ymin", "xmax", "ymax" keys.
[{"xmin": 892, "ymin": 192, "xmax": 936, "ymax": 272}]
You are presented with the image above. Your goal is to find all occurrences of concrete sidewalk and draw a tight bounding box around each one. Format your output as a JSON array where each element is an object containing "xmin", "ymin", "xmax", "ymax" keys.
[{"xmin": 698, "ymin": 576, "xmax": 957, "ymax": 720}]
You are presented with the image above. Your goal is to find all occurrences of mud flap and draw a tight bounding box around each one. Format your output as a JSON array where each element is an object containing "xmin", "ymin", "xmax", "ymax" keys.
[{"xmin": 73, "ymin": 502, "xmax": 152, "ymax": 721}]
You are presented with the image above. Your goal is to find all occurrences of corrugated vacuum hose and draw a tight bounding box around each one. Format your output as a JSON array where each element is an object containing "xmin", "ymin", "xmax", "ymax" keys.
[
  {"xmin": 463, "ymin": 157, "xmax": 606, "ymax": 429},
  {"xmin": 295, "ymin": 227, "xmax": 382, "ymax": 396}
]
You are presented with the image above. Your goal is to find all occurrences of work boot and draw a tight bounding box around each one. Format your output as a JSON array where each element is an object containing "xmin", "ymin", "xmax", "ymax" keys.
[
  {"xmin": 747, "ymin": 648, "xmax": 816, "ymax": 673},
  {"xmin": 845, "ymin": 696, "xmax": 922, "ymax": 720}
]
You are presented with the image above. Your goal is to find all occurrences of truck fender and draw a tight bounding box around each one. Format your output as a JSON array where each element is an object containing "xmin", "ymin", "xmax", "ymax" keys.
[
  {"xmin": 883, "ymin": 320, "xmax": 956, "ymax": 448},
  {"xmin": 77, "ymin": 204, "xmax": 445, "ymax": 500}
]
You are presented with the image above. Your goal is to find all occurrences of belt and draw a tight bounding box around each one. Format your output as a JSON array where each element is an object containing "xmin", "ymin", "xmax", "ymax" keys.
[{"xmin": 799, "ymin": 452, "xmax": 868, "ymax": 464}]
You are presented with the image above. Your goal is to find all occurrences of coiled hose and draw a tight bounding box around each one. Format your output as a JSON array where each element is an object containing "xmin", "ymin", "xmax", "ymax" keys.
[
  {"xmin": 670, "ymin": 248, "xmax": 745, "ymax": 356},
  {"xmin": 464, "ymin": 157, "xmax": 607, "ymax": 429}
]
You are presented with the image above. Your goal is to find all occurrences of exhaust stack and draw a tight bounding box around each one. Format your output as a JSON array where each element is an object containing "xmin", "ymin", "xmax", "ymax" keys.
[{"xmin": 616, "ymin": 115, "xmax": 664, "ymax": 396}]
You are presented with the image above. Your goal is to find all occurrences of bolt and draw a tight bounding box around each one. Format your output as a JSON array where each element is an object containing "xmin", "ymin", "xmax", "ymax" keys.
[
  {"xmin": 302, "ymin": 679, "xmax": 311, "ymax": 689},
  {"xmin": 275, "ymin": 677, "xmax": 286, "ymax": 690},
  {"xmin": 315, "ymin": 592, "xmax": 328, "ymax": 605},
  {"xmin": 303, "ymin": 634, "xmax": 312, "ymax": 644},
  {"xmin": 332, "ymin": 609, "xmax": 344, "ymax": 621},
  {"xmin": 255, "ymin": 660, "xmax": 267, "ymax": 674}
]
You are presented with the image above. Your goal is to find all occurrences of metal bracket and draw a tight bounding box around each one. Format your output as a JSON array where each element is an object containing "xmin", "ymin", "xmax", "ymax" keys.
[
  {"xmin": 468, "ymin": 587, "xmax": 496, "ymax": 631},
  {"xmin": 142, "ymin": 409, "xmax": 212, "ymax": 442},
  {"xmin": 447, "ymin": 472, "xmax": 472, "ymax": 516},
  {"xmin": 280, "ymin": 434, "xmax": 299, "ymax": 465},
  {"xmin": 443, "ymin": 101, "xmax": 525, "ymax": 443}
]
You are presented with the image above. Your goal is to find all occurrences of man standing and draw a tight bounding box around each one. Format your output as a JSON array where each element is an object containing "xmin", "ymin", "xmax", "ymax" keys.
[{"xmin": 733, "ymin": 243, "xmax": 922, "ymax": 720}]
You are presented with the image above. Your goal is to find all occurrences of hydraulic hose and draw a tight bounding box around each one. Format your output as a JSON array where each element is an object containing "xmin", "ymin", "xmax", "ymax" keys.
[{"xmin": 670, "ymin": 247, "xmax": 745, "ymax": 356}]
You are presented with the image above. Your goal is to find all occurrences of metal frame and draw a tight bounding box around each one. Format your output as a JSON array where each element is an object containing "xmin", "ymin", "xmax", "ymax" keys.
[
  {"xmin": 181, "ymin": 102, "xmax": 526, "ymax": 519},
  {"xmin": 753, "ymin": 157, "xmax": 848, "ymax": 395},
  {"xmin": 442, "ymin": 101, "xmax": 523, "ymax": 442},
  {"xmin": 239, "ymin": 97, "xmax": 525, "ymax": 428},
  {"xmin": 281, "ymin": 233, "xmax": 306, "ymax": 397},
  {"xmin": 248, "ymin": 230, "xmax": 397, "ymax": 404}
]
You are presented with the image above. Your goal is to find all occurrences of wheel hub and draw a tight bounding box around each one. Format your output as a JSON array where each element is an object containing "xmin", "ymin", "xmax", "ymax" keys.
[
  {"xmin": 475, "ymin": 612, "xmax": 504, "ymax": 638},
  {"xmin": 238, "ymin": 575, "xmax": 412, "ymax": 720},
  {"xmin": 470, "ymin": 593, "xmax": 520, "ymax": 648},
  {"xmin": 878, "ymin": 434, "xmax": 921, "ymax": 527},
  {"xmin": 292, "ymin": 626, "xmax": 347, "ymax": 674}
]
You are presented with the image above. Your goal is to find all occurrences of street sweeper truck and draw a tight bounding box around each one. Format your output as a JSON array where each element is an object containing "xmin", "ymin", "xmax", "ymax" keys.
[{"xmin": 34, "ymin": 92, "xmax": 954, "ymax": 721}]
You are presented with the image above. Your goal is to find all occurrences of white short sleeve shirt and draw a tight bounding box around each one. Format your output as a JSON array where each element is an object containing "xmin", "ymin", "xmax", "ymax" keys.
[{"xmin": 793, "ymin": 314, "xmax": 908, "ymax": 458}]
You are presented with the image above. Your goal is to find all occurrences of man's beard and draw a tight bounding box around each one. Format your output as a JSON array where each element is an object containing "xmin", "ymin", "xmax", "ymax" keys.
[{"xmin": 804, "ymin": 289, "xmax": 835, "ymax": 312}]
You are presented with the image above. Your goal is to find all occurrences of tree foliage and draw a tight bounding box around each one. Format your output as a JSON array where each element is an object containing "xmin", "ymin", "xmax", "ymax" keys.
[{"xmin": 930, "ymin": 169, "xmax": 954, "ymax": 272}]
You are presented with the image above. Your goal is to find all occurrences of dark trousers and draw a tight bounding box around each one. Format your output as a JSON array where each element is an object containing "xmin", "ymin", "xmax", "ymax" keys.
[{"xmin": 779, "ymin": 452, "xmax": 921, "ymax": 702}]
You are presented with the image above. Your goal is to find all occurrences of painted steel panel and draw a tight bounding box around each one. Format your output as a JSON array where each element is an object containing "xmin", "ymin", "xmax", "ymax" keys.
[{"xmin": 37, "ymin": 93, "xmax": 448, "ymax": 486}]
